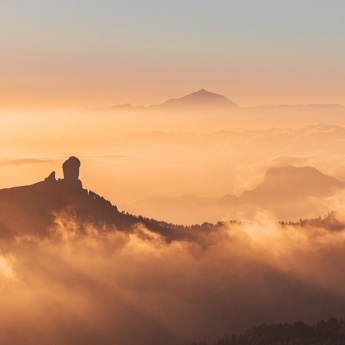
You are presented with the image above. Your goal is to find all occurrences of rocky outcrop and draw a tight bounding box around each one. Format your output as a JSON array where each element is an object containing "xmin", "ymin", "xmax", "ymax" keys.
[
  {"xmin": 0, "ymin": 156, "xmax": 204, "ymax": 241},
  {"xmin": 45, "ymin": 171, "xmax": 56, "ymax": 182},
  {"xmin": 63, "ymin": 156, "xmax": 80, "ymax": 181},
  {"xmin": 61, "ymin": 156, "xmax": 82, "ymax": 189}
]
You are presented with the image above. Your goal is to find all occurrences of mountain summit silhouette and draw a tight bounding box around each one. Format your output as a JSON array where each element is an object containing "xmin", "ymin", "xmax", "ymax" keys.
[
  {"xmin": 108, "ymin": 89, "xmax": 239, "ymax": 110},
  {"xmin": 157, "ymin": 89, "xmax": 239, "ymax": 109},
  {"xmin": 0, "ymin": 157, "xmax": 193, "ymax": 240},
  {"xmin": 241, "ymin": 166, "xmax": 345, "ymax": 200},
  {"xmin": 127, "ymin": 166, "xmax": 345, "ymax": 224}
]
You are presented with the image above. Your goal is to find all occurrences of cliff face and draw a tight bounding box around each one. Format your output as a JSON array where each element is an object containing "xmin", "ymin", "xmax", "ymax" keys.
[
  {"xmin": 0, "ymin": 157, "xmax": 189, "ymax": 241},
  {"xmin": 0, "ymin": 157, "xmax": 123, "ymax": 238}
]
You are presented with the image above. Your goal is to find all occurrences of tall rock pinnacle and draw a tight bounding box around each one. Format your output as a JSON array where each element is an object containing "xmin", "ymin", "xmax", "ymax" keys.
[
  {"xmin": 63, "ymin": 156, "xmax": 81, "ymax": 181},
  {"xmin": 61, "ymin": 156, "xmax": 82, "ymax": 190}
]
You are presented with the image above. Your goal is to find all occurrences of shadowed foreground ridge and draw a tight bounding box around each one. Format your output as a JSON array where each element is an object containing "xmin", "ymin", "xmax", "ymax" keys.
[{"xmin": 0, "ymin": 157, "xmax": 224, "ymax": 240}]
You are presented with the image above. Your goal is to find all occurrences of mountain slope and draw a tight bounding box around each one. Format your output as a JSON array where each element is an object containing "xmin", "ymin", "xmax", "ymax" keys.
[
  {"xmin": 0, "ymin": 157, "xmax": 189, "ymax": 240},
  {"xmin": 127, "ymin": 166, "xmax": 345, "ymax": 224},
  {"xmin": 236, "ymin": 166, "xmax": 345, "ymax": 201},
  {"xmin": 157, "ymin": 89, "xmax": 239, "ymax": 109},
  {"xmin": 108, "ymin": 89, "xmax": 239, "ymax": 110},
  {"xmin": 0, "ymin": 157, "xmax": 224, "ymax": 241}
]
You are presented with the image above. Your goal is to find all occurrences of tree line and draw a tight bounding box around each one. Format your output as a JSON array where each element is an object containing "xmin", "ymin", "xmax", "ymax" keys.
[{"xmin": 192, "ymin": 318, "xmax": 345, "ymax": 345}]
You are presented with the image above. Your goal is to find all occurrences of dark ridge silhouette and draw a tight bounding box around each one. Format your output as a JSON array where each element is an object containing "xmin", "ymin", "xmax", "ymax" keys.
[
  {"xmin": 193, "ymin": 318, "xmax": 345, "ymax": 345},
  {"xmin": 0, "ymin": 157, "xmax": 226, "ymax": 241}
]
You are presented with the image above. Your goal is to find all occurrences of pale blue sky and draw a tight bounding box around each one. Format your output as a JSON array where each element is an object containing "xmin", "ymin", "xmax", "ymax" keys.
[{"xmin": 1, "ymin": 0, "xmax": 344, "ymax": 107}]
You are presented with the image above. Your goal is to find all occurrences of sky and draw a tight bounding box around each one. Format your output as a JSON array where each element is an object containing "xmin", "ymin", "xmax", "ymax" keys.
[
  {"xmin": 2, "ymin": 4, "xmax": 345, "ymax": 342},
  {"xmin": 1, "ymin": 0, "xmax": 344, "ymax": 108}
]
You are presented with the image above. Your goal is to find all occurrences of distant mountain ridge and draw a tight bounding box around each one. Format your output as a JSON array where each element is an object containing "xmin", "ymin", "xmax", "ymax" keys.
[
  {"xmin": 108, "ymin": 89, "xmax": 239, "ymax": 110},
  {"xmin": 127, "ymin": 166, "xmax": 345, "ymax": 224},
  {"xmin": 100, "ymin": 90, "xmax": 344, "ymax": 111},
  {"xmin": 154, "ymin": 89, "xmax": 239, "ymax": 109},
  {"xmin": 239, "ymin": 166, "xmax": 345, "ymax": 200}
]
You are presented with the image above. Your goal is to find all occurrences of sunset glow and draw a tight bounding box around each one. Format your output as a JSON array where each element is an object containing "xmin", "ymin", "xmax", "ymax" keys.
[
  {"xmin": 1, "ymin": 1, "xmax": 345, "ymax": 345},
  {"xmin": 1, "ymin": 1, "xmax": 344, "ymax": 109}
]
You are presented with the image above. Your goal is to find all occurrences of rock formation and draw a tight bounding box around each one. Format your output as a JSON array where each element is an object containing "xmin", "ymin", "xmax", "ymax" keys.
[
  {"xmin": 62, "ymin": 156, "xmax": 80, "ymax": 181},
  {"xmin": 45, "ymin": 171, "xmax": 56, "ymax": 182},
  {"xmin": 61, "ymin": 156, "xmax": 82, "ymax": 189}
]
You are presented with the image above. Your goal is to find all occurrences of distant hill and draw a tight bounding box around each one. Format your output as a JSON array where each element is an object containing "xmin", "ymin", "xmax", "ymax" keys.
[
  {"xmin": 103, "ymin": 91, "xmax": 345, "ymax": 111},
  {"xmin": 126, "ymin": 166, "xmax": 345, "ymax": 224},
  {"xmin": 108, "ymin": 89, "xmax": 239, "ymax": 110},
  {"xmin": 154, "ymin": 89, "xmax": 239, "ymax": 109},
  {"xmin": 234, "ymin": 166, "xmax": 345, "ymax": 201}
]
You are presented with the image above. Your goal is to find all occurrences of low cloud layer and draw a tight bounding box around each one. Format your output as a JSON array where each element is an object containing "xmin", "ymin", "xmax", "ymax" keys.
[{"xmin": 1, "ymin": 212, "xmax": 345, "ymax": 345}]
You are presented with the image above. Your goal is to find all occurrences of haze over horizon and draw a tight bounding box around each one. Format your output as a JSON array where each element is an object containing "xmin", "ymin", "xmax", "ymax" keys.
[
  {"xmin": 2, "ymin": 2, "xmax": 345, "ymax": 344},
  {"xmin": 1, "ymin": 1, "xmax": 345, "ymax": 109}
]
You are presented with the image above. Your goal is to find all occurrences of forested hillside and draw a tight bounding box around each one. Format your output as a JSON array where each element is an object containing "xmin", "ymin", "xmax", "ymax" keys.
[{"xmin": 193, "ymin": 318, "xmax": 345, "ymax": 345}]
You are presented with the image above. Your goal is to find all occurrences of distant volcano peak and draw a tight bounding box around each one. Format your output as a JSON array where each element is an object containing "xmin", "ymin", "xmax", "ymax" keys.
[
  {"xmin": 108, "ymin": 89, "xmax": 239, "ymax": 110},
  {"xmin": 197, "ymin": 88, "xmax": 208, "ymax": 93},
  {"xmin": 185, "ymin": 89, "xmax": 223, "ymax": 98},
  {"xmin": 160, "ymin": 89, "xmax": 239, "ymax": 109}
]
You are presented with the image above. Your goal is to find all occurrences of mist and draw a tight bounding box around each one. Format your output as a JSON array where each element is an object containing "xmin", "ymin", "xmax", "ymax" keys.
[
  {"xmin": 2, "ymin": 107, "xmax": 345, "ymax": 209},
  {"xmin": 1, "ymin": 211, "xmax": 345, "ymax": 345},
  {"xmin": 2, "ymin": 105, "xmax": 345, "ymax": 344}
]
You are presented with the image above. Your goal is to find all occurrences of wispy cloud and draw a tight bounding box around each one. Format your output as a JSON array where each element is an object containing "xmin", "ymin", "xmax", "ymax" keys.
[{"xmin": 0, "ymin": 158, "xmax": 55, "ymax": 166}]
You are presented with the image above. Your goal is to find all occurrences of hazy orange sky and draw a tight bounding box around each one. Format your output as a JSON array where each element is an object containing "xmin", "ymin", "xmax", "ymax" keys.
[
  {"xmin": 1, "ymin": 0, "xmax": 345, "ymax": 109},
  {"xmin": 1, "ymin": 1, "xmax": 345, "ymax": 222},
  {"xmin": 3, "ymin": 3, "xmax": 345, "ymax": 344}
]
